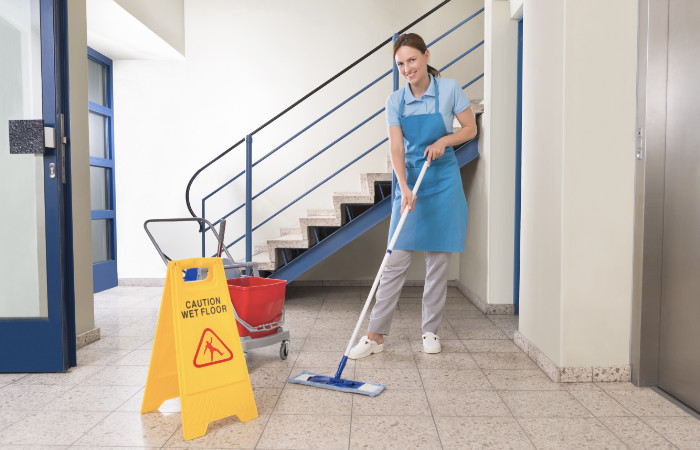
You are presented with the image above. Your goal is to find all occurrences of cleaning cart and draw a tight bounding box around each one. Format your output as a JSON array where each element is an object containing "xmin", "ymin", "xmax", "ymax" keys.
[{"xmin": 144, "ymin": 217, "xmax": 290, "ymax": 360}]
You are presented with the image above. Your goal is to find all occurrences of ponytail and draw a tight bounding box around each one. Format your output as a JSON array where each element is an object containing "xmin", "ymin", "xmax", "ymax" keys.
[{"xmin": 427, "ymin": 65, "xmax": 441, "ymax": 78}]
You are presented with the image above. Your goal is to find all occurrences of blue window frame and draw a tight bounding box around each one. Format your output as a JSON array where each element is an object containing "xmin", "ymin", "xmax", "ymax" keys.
[
  {"xmin": 88, "ymin": 47, "xmax": 118, "ymax": 292},
  {"xmin": 513, "ymin": 17, "xmax": 523, "ymax": 315}
]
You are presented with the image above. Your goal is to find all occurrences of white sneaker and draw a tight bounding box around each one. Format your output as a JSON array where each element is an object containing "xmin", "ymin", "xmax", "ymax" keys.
[
  {"xmin": 422, "ymin": 332, "xmax": 441, "ymax": 354},
  {"xmin": 348, "ymin": 336, "xmax": 384, "ymax": 360}
]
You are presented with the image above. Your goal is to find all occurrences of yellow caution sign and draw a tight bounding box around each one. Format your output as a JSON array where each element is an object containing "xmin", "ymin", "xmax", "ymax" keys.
[{"xmin": 141, "ymin": 257, "xmax": 257, "ymax": 440}]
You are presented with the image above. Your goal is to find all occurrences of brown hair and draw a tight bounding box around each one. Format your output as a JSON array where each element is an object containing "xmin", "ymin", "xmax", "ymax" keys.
[{"xmin": 393, "ymin": 33, "xmax": 440, "ymax": 78}]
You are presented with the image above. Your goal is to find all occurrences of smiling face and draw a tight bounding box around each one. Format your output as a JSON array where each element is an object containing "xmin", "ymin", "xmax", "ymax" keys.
[{"xmin": 394, "ymin": 45, "xmax": 430, "ymax": 87}]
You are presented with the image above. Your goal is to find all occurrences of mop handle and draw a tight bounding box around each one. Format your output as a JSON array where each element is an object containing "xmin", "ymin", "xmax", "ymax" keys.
[{"xmin": 343, "ymin": 160, "xmax": 430, "ymax": 358}]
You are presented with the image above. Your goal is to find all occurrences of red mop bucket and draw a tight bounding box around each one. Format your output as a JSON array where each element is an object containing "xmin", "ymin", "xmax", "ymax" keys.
[{"xmin": 227, "ymin": 277, "xmax": 287, "ymax": 338}]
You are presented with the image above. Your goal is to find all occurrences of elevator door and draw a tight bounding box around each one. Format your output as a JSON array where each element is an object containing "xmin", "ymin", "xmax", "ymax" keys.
[{"xmin": 658, "ymin": 0, "xmax": 700, "ymax": 413}]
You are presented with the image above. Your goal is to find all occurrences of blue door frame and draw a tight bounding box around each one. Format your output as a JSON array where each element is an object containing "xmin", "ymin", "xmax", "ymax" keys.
[
  {"xmin": 513, "ymin": 17, "xmax": 523, "ymax": 315},
  {"xmin": 0, "ymin": 0, "xmax": 76, "ymax": 372},
  {"xmin": 88, "ymin": 48, "xmax": 118, "ymax": 293}
]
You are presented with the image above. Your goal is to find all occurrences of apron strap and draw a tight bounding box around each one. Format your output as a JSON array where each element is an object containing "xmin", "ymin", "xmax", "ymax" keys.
[{"xmin": 433, "ymin": 76, "xmax": 439, "ymax": 113}]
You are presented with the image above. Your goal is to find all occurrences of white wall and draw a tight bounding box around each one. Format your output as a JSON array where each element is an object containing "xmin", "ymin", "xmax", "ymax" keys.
[
  {"xmin": 111, "ymin": 0, "xmax": 485, "ymax": 279},
  {"xmin": 458, "ymin": 0, "xmax": 517, "ymax": 305},
  {"xmin": 519, "ymin": 0, "xmax": 637, "ymax": 367}
]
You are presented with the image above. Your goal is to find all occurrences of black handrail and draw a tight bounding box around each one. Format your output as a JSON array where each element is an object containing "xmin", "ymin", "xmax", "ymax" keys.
[
  {"xmin": 185, "ymin": 137, "xmax": 244, "ymax": 219},
  {"xmin": 185, "ymin": 0, "xmax": 454, "ymax": 219}
]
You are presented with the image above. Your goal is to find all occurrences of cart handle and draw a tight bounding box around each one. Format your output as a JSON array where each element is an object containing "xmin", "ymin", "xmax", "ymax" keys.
[
  {"xmin": 222, "ymin": 262, "xmax": 259, "ymax": 278},
  {"xmin": 232, "ymin": 307, "xmax": 286, "ymax": 333},
  {"xmin": 143, "ymin": 217, "xmax": 259, "ymax": 276}
]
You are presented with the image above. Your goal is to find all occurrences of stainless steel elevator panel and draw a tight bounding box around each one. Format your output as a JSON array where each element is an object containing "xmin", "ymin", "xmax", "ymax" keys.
[{"xmin": 658, "ymin": 0, "xmax": 700, "ymax": 412}]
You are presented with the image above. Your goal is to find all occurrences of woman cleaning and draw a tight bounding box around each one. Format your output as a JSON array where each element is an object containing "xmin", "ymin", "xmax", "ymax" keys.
[{"xmin": 349, "ymin": 33, "xmax": 477, "ymax": 359}]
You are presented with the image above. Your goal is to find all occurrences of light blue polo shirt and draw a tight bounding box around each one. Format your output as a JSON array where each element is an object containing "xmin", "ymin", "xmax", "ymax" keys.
[{"xmin": 385, "ymin": 75, "xmax": 470, "ymax": 133}]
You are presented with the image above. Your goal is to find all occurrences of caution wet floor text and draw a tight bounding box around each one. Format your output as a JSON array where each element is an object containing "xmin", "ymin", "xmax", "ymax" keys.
[{"xmin": 141, "ymin": 257, "xmax": 257, "ymax": 440}]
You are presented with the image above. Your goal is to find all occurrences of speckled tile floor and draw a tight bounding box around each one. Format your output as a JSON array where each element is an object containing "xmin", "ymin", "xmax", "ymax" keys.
[{"xmin": 1, "ymin": 285, "xmax": 698, "ymax": 449}]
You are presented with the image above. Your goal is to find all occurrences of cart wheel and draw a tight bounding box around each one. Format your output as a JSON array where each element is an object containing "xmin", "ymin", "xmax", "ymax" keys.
[{"xmin": 280, "ymin": 340, "xmax": 289, "ymax": 360}]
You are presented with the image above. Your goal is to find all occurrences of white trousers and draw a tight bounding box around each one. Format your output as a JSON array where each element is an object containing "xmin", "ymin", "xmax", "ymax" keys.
[{"xmin": 368, "ymin": 249, "xmax": 450, "ymax": 335}]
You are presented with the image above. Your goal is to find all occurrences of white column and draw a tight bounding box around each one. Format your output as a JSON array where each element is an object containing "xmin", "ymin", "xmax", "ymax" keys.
[
  {"xmin": 519, "ymin": 0, "xmax": 637, "ymax": 374},
  {"xmin": 68, "ymin": 0, "xmax": 96, "ymax": 334},
  {"xmin": 459, "ymin": 0, "xmax": 518, "ymax": 309}
]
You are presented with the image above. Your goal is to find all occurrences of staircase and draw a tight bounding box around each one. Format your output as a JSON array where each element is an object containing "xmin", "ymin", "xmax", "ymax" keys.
[{"xmin": 185, "ymin": 1, "xmax": 485, "ymax": 282}]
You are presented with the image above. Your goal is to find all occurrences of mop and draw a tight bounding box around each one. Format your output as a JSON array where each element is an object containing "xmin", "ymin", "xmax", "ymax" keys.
[{"xmin": 287, "ymin": 160, "xmax": 430, "ymax": 397}]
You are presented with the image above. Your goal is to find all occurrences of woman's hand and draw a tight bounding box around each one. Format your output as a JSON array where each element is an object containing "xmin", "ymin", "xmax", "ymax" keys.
[
  {"xmin": 400, "ymin": 183, "xmax": 417, "ymax": 214},
  {"xmin": 423, "ymin": 139, "xmax": 446, "ymax": 166}
]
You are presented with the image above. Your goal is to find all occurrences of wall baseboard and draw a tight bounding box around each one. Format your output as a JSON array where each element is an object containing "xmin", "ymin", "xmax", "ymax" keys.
[
  {"xmin": 514, "ymin": 330, "xmax": 631, "ymax": 383},
  {"xmin": 119, "ymin": 278, "xmax": 165, "ymax": 287},
  {"xmin": 119, "ymin": 277, "xmax": 467, "ymax": 289},
  {"xmin": 456, "ymin": 281, "xmax": 514, "ymax": 315},
  {"xmin": 76, "ymin": 327, "xmax": 100, "ymax": 349},
  {"xmin": 290, "ymin": 280, "xmax": 459, "ymax": 287}
]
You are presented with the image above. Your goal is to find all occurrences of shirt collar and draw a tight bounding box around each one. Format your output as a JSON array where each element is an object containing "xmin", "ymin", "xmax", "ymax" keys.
[{"xmin": 404, "ymin": 74, "xmax": 435, "ymax": 104}]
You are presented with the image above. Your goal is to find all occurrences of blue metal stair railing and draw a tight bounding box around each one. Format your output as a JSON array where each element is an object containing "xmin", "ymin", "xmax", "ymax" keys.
[
  {"xmin": 202, "ymin": 11, "xmax": 484, "ymax": 264},
  {"xmin": 186, "ymin": 3, "xmax": 485, "ymax": 276}
]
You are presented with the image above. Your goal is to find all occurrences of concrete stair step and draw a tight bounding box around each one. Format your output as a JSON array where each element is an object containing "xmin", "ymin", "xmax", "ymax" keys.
[
  {"xmin": 332, "ymin": 192, "xmax": 374, "ymax": 221},
  {"xmin": 333, "ymin": 191, "xmax": 373, "ymax": 206},
  {"xmin": 279, "ymin": 227, "xmax": 301, "ymax": 236},
  {"xmin": 251, "ymin": 251, "xmax": 274, "ymax": 271},
  {"xmin": 299, "ymin": 214, "xmax": 343, "ymax": 239},
  {"xmin": 361, "ymin": 172, "xmax": 392, "ymax": 193},
  {"xmin": 300, "ymin": 214, "xmax": 342, "ymax": 227},
  {"xmin": 308, "ymin": 208, "xmax": 335, "ymax": 217},
  {"xmin": 333, "ymin": 192, "xmax": 374, "ymax": 202},
  {"xmin": 267, "ymin": 233, "xmax": 310, "ymax": 249}
]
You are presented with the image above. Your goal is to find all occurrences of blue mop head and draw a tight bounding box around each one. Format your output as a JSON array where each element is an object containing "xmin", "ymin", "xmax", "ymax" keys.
[{"xmin": 287, "ymin": 370, "xmax": 386, "ymax": 397}]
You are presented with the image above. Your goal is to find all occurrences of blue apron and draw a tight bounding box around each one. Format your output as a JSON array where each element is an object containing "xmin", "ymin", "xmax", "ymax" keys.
[{"xmin": 388, "ymin": 79, "xmax": 468, "ymax": 252}]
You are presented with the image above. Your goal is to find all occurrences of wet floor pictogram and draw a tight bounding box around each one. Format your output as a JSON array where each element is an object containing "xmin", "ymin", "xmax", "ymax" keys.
[{"xmin": 193, "ymin": 328, "xmax": 233, "ymax": 367}]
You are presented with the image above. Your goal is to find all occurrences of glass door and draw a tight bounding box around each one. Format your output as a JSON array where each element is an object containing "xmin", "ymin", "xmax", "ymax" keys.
[{"xmin": 0, "ymin": 0, "xmax": 74, "ymax": 372}]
